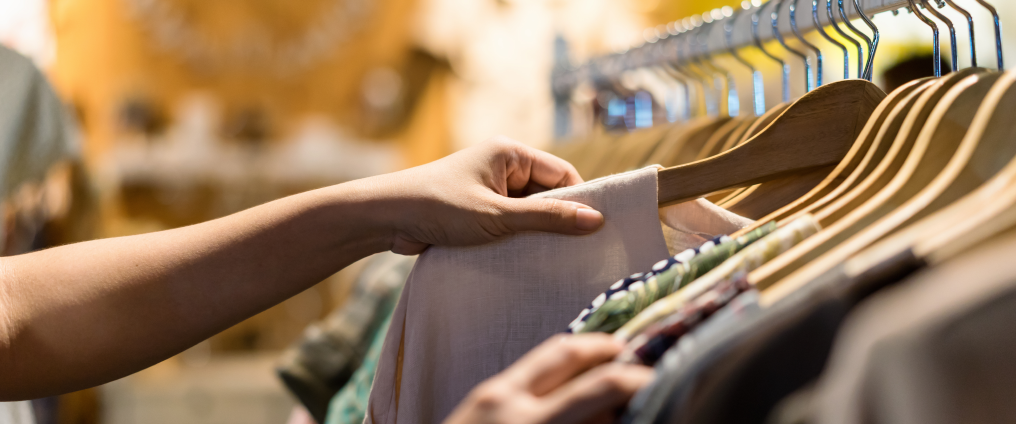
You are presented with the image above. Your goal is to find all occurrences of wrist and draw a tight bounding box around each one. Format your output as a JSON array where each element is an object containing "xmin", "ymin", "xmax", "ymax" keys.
[{"xmin": 322, "ymin": 172, "xmax": 413, "ymax": 253}]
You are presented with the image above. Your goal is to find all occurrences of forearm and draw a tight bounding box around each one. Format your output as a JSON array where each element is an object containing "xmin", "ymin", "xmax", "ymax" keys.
[{"xmin": 0, "ymin": 178, "xmax": 393, "ymax": 400}]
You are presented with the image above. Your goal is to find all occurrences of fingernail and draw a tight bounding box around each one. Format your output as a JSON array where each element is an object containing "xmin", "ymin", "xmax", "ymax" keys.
[{"xmin": 575, "ymin": 208, "xmax": 604, "ymax": 231}]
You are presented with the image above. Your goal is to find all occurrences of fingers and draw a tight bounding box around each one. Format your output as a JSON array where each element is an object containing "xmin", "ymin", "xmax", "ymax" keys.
[
  {"xmin": 495, "ymin": 197, "xmax": 604, "ymax": 236},
  {"xmin": 504, "ymin": 334, "xmax": 623, "ymax": 396},
  {"xmin": 485, "ymin": 136, "xmax": 583, "ymax": 192},
  {"xmin": 541, "ymin": 363, "xmax": 655, "ymax": 424}
]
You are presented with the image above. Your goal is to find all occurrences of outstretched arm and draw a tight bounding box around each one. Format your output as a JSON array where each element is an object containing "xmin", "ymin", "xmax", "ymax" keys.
[{"xmin": 0, "ymin": 137, "xmax": 604, "ymax": 400}]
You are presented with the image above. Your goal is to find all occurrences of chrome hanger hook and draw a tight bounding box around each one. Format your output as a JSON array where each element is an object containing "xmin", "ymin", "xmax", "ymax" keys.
[
  {"xmin": 905, "ymin": 0, "xmax": 941, "ymax": 77},
  {"xmin": 973, "ymin": 0, "xmax": 1003, "ymax": 70},
  {"xmin": 837, "ymin": 0, "xmax": 873, "ymax": 77},
  {"xmin": 827, "ymin": 0, "xmax": 863, "ymax": 78},
  {"xmin": 773, "ymin": 0, "xmax": 813, "ymax": 92},
  {"xmin": 813, "ymin": 0, "xmax": 849, "ymax": 79},
  {"xmin": 852, "ymin": 0, "xmax": 878, "ymax": 80},
  {"xmin": 697, "ymin": 19, "xmax": 739, "ymax": 117},
  {"xmin": 728, "ymin": 6, "xmax": 766, "ymax": 116},
  {"xmin": 941, "ymin": 0, "xmax": 975, "ymax": 68},
  {"xmin": 919, "ymin": 0, "xmax": 958, "ymax": 73},
  {"xmin": 753, "ymin": 1, "xmax": 790, "ymax": 103},
  {"xmin": 791, "ymin": 0, "xmax": 823, "ymax": 86}
]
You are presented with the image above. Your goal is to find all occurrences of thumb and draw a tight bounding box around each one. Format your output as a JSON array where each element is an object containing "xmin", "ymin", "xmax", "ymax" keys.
[{"xmin": 497, "ymin": 197, "xmax": 604, "ymax": 236}]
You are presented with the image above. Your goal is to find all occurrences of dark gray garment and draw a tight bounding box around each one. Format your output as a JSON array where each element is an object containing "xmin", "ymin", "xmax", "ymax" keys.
[
  {"xmin": 623, "ymin": 249, "xmax": 924, "ymax": 424},
  {"xmin": 807, "ymin": 231, "xmax": 1016, "ymax": 424}
]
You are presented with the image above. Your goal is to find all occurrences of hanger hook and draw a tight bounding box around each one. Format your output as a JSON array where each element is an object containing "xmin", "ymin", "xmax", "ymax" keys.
[
  {"xmin": 851, "ymin": 0, "xmax": 878, "ymax": 80},
  {"xmin": 905, "ymin": 0, "xmax": 942, "ymax": 77},
  {"xmin": 754, "ymin": 2, "xmax": 790, "ymax": 103},
  {"xmin": 940, "ymin": 0, "xmax": 975, "ymax": 68},
  {"xmin": 919, "ymin": 0, "xmax": 958, "ymax": 73},
  {"xmin": 772, "ymin": 0, "xmax": 813, "ymax": 92},
  {"xmin": 826, "ymin": 0, "xmax": 863, "ymax": 78},
  {"xmin": 677, "ymin": 26, "xmax": 719, "ymax": 116},
  {"xmin": 974, "ymin": 0, "xmax": 1003, "ymax": 70},
  {"xmin": 837, "ymin": 0, "xmax": 873, "ymax": 77},
  {"xmin": 728, "ymin": 6, "xmax": 766, "ymax": 116},
  {"xmin": 697, "ymin": 19, "xmax": 739, "ymax": 117},
  {"xmin": 790, "ymin": 0, "xmax": 823, "ymax": 86},
  {"xmin": 813, "ymin": 0, "xmax": 849, "ymax": 79}
]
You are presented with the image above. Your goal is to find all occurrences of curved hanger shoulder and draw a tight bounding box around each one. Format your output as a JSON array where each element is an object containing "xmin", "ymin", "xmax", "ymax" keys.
[
  {"xmin": 695, "ymin": 116, "xmax": 749, "ymax": 161},
  {"xmin": 657, "ymin": 79, "xmax": 885, "ymax": 207},
  {"xmin": 764, "ymin": 71, "xmax": 1015, "ymax": 304},
  {"xmin": 813, "ymin": 68, "xmax": 983, "ymax": 225},
  {"xmin": 729, "ymin": 78, "xmax": 931, "ymax": 233},
  {"xmin": 753, "ymin": 71, "xmax": 997, "ymax": 291}
]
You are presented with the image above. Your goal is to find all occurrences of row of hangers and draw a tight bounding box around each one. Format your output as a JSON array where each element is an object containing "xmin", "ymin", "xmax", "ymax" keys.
[{"xmin": 551, "ymin": 0, "xmax": 1011, "ymax": 306}]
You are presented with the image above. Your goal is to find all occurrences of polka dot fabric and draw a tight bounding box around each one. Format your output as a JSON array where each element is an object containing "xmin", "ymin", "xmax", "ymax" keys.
[
  {"xmin": 567, "ymin": 222, "xmax": 776, "ymax": 334},
  {"xmin": 565, "ymin": 235, "xmax": 728, "ymax": 334}
]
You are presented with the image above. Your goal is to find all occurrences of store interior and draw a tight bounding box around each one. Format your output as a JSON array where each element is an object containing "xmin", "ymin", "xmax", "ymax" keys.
[{"xmin": 3, "ymin": 0, "xmax": 1016, "ymax": 423}]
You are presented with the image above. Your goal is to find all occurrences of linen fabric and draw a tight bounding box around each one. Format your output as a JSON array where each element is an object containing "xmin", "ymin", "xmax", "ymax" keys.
[
  {"xmin": 365, "ymin": 166, "xmax": 752, "ymax": 424},
  {"xmin": 615, "ymin": 215, "xmax": 821, "ymax": 341}
]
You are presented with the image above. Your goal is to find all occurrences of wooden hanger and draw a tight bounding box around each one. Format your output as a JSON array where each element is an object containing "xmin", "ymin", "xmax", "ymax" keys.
[
  {"xmin": 657, "ymin": 79, "xmax": 885, "ymax": 207},
  {"xmin": 753, "ymin": 71, "xmax": 999, "ymax": 290},
  {"xmin": 600, "ymin": 124, "xmax": 675, "ymax": 175},
  {"xmin": 708, "ymin": 104, "xmax": 791, "ymax": 204},
  {"xmin": 727, "ymin": 78, "xmax": 931, "ymax": 232},
  {"xmin": 763, "ymin": 71, "xmax": 1016, "ymax": 304},
  {"xmin": 810, "ymin": 68, "xmax": 983, "ymax": 226},
  {"xmin": 694, "ymin": 116, "xmax": 751, "ymax": 161},
  {"xmin": 645, "ymin": 117, "xmax": 732, "ymax": 167}
]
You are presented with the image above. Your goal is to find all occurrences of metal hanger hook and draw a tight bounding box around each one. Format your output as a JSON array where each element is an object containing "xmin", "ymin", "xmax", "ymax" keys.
[
  {"xmin": 852, "ymin": 0, "xmax": 878, "ymax": 80},
  {"xmin": 772, "ymin": 0, "xmax": 813, "ymax": 92},
  {"xmin": 827, "ymin": 0, "xmax": 863, "ymax": 78},
  {"xmin": 790, "ymin": 0, "xmax": 823, "ymax": 87},
  {"xmin": 727, "ymin": 7, "xmax": 766, "ymax": 116},
  {"xmin": 973, "ymin": 0, "xmax": 1003, "ymax": 70},
  {"xmin": 918, "ymin": 0, "xmax": 958, "ymax": 73},
  {"xmin": 813, "ymin": 0, "xmax": 849, "ymax": 79},
  {"xmin": 941, "ymin": 0, "xmax": 975, "ymax": 68},
  {"xmin": 753, "ymin": 1, "xmax": 790, "ymax": 103},
  {"xmin": 905, "ymin": 0, "xmax": 942, "ymax": 77}
]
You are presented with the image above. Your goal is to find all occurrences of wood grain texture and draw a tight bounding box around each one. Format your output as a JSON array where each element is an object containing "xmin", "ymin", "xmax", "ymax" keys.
[
  {"xmin": 730, "ymin": 78, "xmax": 932, "ymax": 237},
  {"xmin": 658, "ymin": 80, "xmax": 886, "ymax": 207},
  {"xmin": 753, "ymin": 71, "xmax": 996, "ymax": 290}
]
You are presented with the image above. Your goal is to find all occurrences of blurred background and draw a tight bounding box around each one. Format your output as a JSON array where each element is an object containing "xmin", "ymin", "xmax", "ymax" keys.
[{"xmin": 1, "ymin": 0, "xmax": 1014, "ymax": 423}]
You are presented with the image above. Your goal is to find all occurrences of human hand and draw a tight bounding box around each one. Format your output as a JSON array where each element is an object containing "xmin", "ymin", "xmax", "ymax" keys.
[
  {"xmin": 365, "ymin": 136, "xmax": 604, "ymax": 255},
  {"xmin": 443, "ymin": 334, "xmax": 654, "ymax": 424}
]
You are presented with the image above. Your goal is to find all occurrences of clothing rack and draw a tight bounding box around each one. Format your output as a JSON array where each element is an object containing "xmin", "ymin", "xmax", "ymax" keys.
[{"xmin": 552, "ymin": 0, "xmax": 922, "ymax": 137}]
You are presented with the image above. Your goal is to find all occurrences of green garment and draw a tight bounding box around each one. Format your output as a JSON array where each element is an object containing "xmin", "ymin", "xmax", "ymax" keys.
[{"xmin": 577, "ymin": 222, "xmax": 777, "ymax": 334}]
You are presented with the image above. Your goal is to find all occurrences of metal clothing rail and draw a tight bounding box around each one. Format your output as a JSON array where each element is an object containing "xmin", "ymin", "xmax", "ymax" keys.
[{"xmin": 552, "ymin": 0, "xmax": 911, "ymax": 97}]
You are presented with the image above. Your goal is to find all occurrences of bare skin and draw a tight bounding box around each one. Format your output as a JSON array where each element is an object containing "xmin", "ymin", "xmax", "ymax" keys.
[{"xmin": 0, "ymin": 137, "xmax": 651, "ymax": 424}]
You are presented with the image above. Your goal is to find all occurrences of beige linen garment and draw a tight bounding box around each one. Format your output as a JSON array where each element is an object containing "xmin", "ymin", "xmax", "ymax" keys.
[{"xmin": 365, "ymin": 166, "xmax": 752, "ymax": 424}]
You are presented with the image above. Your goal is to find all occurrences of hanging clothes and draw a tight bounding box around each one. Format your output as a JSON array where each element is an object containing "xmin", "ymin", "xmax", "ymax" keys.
[
  {"xmin": 621, "ymin": 247, "xmax": 926, "ymax": 424},
  {"xmin": 277, "ymin": 253, "xmax": 415, "ymax": 423},
  {"xmin": 366, "ymin": 166, "xmax": 753, "ymax": 424},
  {"xmin": 798, "ymin": 231, "xmax": 1016, "ymax": 424},
  {"xmin": 614, "ymin": 215, "xmax": 822, "ymax": 341},
  {"xmin": 570, "ymin": 222, "xmax": 774, "ymax": 334}
]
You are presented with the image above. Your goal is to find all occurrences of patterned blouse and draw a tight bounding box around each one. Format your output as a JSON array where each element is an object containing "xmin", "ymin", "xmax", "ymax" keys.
[
  {"xmin": 568, "ymin": 222, "xmax": 777, "ymax": 334},
  {"xmin": 613, "ymin": 215, "xmax": 822, "ymax": 341}
]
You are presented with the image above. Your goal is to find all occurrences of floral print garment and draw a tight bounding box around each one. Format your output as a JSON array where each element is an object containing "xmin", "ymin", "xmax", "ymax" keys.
[
  {"xmin": 613, "ymin": 215, "xmax": 822, "ymax": 341},
  {"xmin": 568, "ymin": 222, "xmax": 777, "ymax": 334}
]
